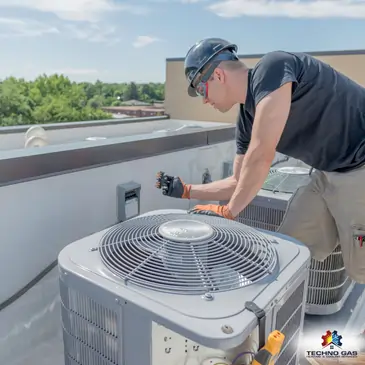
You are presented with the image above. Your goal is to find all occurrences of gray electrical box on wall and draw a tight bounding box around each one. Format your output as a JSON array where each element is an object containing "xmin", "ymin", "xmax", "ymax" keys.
[
  {"xmin": 116, "ymin": 181, "xmax": 141, "ymax": 222},
  {"xmin": 222, "ymin": 161, "xmax": 233, "ymax": 178}
]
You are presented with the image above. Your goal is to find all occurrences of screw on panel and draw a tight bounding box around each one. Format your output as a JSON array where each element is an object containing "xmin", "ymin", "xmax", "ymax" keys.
[
  {"xmin": 221, "ymin": 325, "xmax": 234, "ymax": 334},
  {"xmin": 202, "ymin": 293, "xmax": 214, "ymax": 301},
  {"xmin": 89, "ymin": 247, "xmax": 98, "ymax": 252}
]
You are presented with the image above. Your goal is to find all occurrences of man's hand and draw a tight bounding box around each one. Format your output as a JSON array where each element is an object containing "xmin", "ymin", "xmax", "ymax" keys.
[
  {"xmin": 188, "ymin": 204, "xmax": 235, "ymax": 220},
  {"xmin": 155, "ymin": 171, "xmax": 191, "ymax": 199}
]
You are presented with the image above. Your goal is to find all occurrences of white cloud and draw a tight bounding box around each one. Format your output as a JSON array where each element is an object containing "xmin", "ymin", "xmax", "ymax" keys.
[
  {"xmin": 64, "ymin": 23, "xmax": 120, "ymax": 45},
  {"xmin": 181, "ymin": 0, "xmax": 207, "ymax": 3},
  {"xmin": 0, "ymin": 0, "xmax": 149, "ymax": 22},
  {"xmin": 0, "ymin": 17, "xmax": 59, "ymax": 37},
  {"xmin": 0, "ymin": 17, "xmax": 119, "ymax": 44},
  {"xmin": 208, "ymin": 0, "xmax": 365, "ymax": 19},
  {"xmin": 148, "ymin": 0, "xmax": 207, "ymax": 3},
  {"xmin": 132, "ymin": 35, "xmax": 161, "ymax": 48},
  {"xmin": 0, "ymin": 1, "xmax": 148, "ymax": 45}
]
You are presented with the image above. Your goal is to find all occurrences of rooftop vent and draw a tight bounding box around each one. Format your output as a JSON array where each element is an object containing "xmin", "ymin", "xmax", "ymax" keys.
[{"xmin": 24, "ymin": 126, "xmax": 49, "ymax": 148}]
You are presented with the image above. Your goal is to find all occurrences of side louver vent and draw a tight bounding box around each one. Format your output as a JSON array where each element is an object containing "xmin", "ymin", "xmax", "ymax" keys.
[{"xmin": 60, "ymin": 281, "xmax": 119, "ymax": 365}]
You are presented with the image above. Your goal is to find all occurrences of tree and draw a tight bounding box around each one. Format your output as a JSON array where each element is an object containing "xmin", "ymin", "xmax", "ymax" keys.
[
  {"xmin": 0, "ymin": 74, "xmax": 165, "ymax": 126},
  {"xmin": 122, "ymin": 82, "xmax": 139, "ymax": 101},
  {"xmin": 0, "ymin": 78, "xmax": 33, "ymax": 124}
]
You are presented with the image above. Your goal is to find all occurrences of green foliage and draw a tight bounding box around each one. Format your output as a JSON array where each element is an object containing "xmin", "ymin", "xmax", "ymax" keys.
[{"xmin": 0, "ymin": 74, "xmax": 165, "ymax": 126}]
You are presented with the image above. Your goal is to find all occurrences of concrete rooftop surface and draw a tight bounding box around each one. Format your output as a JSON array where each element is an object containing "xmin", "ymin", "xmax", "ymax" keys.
[{"xmin": 0, "ymin": 116, "xmax": 227, "ymax": 151}]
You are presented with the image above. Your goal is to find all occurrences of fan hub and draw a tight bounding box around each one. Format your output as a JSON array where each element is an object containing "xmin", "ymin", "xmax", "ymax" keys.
[{"xmin": 158, "ymin": 219, "xmax": 214, "ymax": 243}]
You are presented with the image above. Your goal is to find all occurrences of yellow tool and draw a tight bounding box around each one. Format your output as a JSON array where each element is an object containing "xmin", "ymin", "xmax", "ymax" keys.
[{"xmin": 251, "ymin": 330, "xmax": 285, "ymax": 365}]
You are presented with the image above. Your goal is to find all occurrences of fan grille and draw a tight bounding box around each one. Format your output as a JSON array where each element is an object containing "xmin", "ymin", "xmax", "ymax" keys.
[
  {"xmin": 262, "ymin": 167, "xmax": 312, "ymax": 194},
  {"xmin": 99, "ymin": 214, "xmax": 278, "ymax": 295}
]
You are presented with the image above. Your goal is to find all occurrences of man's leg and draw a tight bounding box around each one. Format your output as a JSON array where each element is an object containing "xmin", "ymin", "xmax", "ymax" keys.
[
  {"xmin": 278, "ymin": 170, "xmax": 338, "ymax": 260},
  {"xmin": 324, "ymin": 167, "xmax": 365, "ymax": 284}
]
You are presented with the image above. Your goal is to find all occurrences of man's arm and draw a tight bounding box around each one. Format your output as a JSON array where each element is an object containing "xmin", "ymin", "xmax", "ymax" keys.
[
  {"xmin": 190, "ymin": 154, "xmax": 244, "ymax": 201},
  {"xmin": 188, "ymin": 51, "xmax": 298, "ymax": 219},
  {"xmin": 157, "ymin": 105, "xmax": 249, "ymax": 202},
  {"xmin": 227, "ymin": 82, "xmax": 292, "ymax": 217}
]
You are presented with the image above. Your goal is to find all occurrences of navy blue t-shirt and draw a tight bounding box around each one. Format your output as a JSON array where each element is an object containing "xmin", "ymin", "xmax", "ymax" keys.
[{"xmin": 236, "ymin": 51, "xmax": 365, "ymax": 172}]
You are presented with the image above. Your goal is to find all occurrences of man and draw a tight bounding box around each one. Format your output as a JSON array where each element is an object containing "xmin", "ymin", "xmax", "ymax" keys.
[{"xmin": 156, "ymin": 37, "xmax": 365, "ymax": 284}]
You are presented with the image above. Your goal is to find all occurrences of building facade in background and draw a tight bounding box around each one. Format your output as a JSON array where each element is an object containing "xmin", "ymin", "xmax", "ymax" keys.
[
  {"xmin": 164, "ymin": 49, "xmax": 365, "ymax": 123},
  {"xmin": 102, "ymin": 103, "xmax": 165, "ymax": 118}
]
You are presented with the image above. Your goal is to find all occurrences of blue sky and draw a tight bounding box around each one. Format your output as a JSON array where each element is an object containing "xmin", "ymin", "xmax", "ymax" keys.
[{"xmin": 0, "ymin": 0, "xmax": 364, "ymax": 83}]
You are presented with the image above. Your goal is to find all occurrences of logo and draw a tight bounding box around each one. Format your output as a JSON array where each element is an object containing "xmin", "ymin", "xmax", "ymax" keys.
[
  {"xmin": 321, "ymin": 330, "xmax": 343, "ymax": 349},
  {"xmin": 305, "ymin": 330, "xmax": 358, "ymax": 359}
]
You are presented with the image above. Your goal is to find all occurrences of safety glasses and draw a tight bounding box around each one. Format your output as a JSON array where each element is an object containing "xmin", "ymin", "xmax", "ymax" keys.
[{"xmin": 192, "ymin": 63, "xmax": 216, "ymax": 98}]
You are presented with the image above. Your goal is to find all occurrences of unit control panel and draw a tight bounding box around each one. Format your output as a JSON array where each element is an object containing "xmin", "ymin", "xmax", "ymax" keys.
[{"xmin": 152, "ymin": 323, "xmax": 257, "ymax": 365}]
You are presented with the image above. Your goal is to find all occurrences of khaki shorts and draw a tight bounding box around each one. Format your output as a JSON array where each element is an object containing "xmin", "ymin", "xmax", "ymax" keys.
[{"xmin": 278, "ymin": 166, "xmax": 365, "ymax": 284}]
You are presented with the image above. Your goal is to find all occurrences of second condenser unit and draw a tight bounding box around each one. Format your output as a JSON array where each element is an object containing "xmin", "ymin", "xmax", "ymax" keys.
[{"xmin": 221, "ymin": 157, "xmax": 355, "ymax": 315}]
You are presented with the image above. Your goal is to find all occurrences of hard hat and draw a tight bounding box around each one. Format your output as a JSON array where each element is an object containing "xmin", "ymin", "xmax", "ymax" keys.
[{"xmin": 184, "ymin": 38, "xmax": 238, "ymax": 97}]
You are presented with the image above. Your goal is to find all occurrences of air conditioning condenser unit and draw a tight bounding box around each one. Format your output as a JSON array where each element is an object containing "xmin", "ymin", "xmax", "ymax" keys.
[
  {"xmin": 221, "ymin": 162, "xmax": 355, "ymax": 316},
  {"xmin": 58, "ymin": 209, "xmax": 310, "ymax": 365}
]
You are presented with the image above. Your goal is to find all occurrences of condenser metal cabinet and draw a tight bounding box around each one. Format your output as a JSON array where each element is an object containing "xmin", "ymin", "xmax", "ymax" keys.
[
  {"xmin": 221, "ymin": 159, "xmax": 355, "ymax": 315},
  {"xmin": 59, "ymin": 209, "xmax": 311, "ymax": 365}
]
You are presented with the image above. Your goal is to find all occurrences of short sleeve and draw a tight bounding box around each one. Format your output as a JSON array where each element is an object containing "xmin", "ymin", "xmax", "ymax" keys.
[
  {"xmin": 235, "ymin": 105, "xmax": 251, "ymax": 155},
  {"xmin": 251, "ymin": 51, "xmax": 298, "ymax": 106}
]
